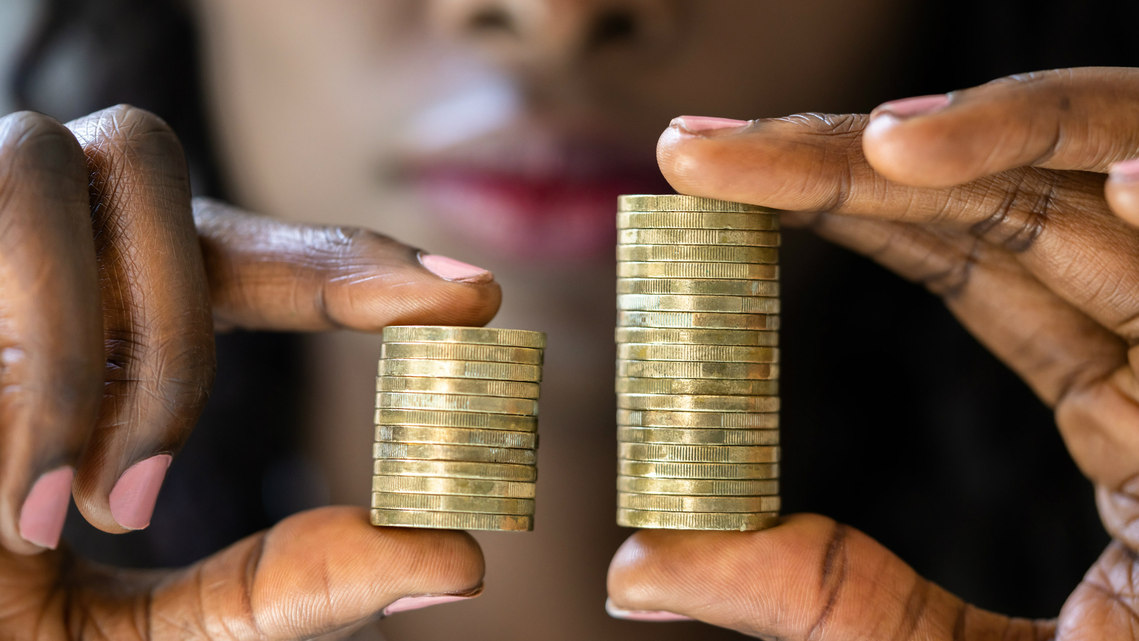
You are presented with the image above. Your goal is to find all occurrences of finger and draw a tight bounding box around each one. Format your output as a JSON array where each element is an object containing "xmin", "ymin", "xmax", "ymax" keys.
[
  {"xmin": 789, "ymin": 212, "xmax": 1126, "ymax": 407},
  {"xmin": 607, "ymin": 514, "xmax": 1054, "ymax": 640},
  {"xmin": 862, "ymin": 67, "xmax": 1139, "ymax": 187},
  {"xmin": 792, "ymin": 212, "xmax": 1139, "ymax": 495},
  {"xmin": 192, "ymin": 198, "xmax": 503, "ymax": 331},
  {"xmin": 658, "ymin": 115, "xmax": 1139, "ymax": 340},
  {"xmin": 63, "ymin": 106, "xmax": 215, "ymax": 535},
  {"xmin": 1104, "ymin": 159, "xmax": 1139, "ymax": 228},
  {"xmin": 0, "ymin": 112, "xmax": 102, "ymax": 554},
  {"xmin": 148, "ymin": 507, "xmax": 484, "ymax": 640},
  {"xmin": 1056, "ymin": 540, "xmax": 1139, "ymax": 641}
]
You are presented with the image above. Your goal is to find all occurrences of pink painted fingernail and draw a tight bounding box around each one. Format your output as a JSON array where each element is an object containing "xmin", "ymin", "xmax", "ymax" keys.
[
  {"xmin": 419, "ymin": 253, "xmax": 494, "ymax": 284},
  {"xmin": 382, "ymin": 592, "xmax": 480, "ymax": 616},
  {"xmin": 1110, "ymin": 157, "xmax": 1139, "ymax": 182},
  {"xmin": 671, "ymin": 115, "xmax": 750, "ymax": 135},
  {"xmin": 110, "ymin": 454, "xmax": 171, "ymax": 530},
  {"xmin": 19, "ymin": 466, "xmax": 74, "ymax": 549},
  {"xmin": 870, "ymin": 94, "xmax": 950, "ymax": 120},
  {"xmin": 606, "ymin": 599, "xmax": 693, "ymax": 622}
]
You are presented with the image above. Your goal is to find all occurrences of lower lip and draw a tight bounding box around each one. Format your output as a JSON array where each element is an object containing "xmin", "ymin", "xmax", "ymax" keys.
[{"xmin": 415, "ymin": 168, "xmax": 670, "ymax": 261}]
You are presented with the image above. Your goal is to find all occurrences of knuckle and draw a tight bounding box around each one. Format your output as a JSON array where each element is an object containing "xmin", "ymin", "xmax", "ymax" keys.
[
  {"xmin": 69, "ymin": 105, "xmax": 187, "ymax": 181},
  {"xmin": 0, "ymin": 111, "xmax": 82, "ymax": 170},
  {"xmin": 967, "ymin": 169, "xmax": 1053, "ymax": 253}
]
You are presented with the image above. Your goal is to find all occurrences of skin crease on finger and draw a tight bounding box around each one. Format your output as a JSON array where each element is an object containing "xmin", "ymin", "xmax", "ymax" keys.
[{"xmin": 187, "ymin": 1, "xmax": 908, "ymax": 639}]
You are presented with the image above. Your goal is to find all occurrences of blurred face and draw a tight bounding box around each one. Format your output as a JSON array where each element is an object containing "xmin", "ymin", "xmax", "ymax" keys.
[{"xmin": 192, "ymin": 0, "xmax": 906, "ymax": 271}]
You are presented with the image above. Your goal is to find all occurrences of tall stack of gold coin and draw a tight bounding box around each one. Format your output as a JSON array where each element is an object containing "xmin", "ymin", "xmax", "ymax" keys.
[
  {"xmin": 372, "ymin": 325, "xmax": 546, "ymax": 532},
  {"xmin": 615, "ymin": 194, "xmax": 781, "ymax": 531}
]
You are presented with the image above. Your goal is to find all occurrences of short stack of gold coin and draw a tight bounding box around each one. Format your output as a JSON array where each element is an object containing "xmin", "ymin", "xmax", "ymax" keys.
[
  {"xmin": 372, "ymin": 325, "xmax": 546, "ymax": 531},
  {"xmin": 615, "ymin": 194, "xmax": 781, "ymax": 531}
]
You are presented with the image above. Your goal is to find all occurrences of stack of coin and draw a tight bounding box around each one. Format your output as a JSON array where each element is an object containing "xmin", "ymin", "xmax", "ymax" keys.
[
  {"xmin": 372, "ymin": 325, "xmax": 546, "ymax": 531},
  {"xmin": 615, "ymin": 194, "xmax": 781, "ymax": 531}
]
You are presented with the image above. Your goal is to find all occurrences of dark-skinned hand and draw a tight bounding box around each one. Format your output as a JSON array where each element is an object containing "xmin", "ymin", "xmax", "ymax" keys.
[
  {"xmin": 0, "ymin": 105, "xmax": 500, "ymax": 639},
  {"xmin": 608, "ymin": 67, "xmax": 1139, "ymax": 640}
]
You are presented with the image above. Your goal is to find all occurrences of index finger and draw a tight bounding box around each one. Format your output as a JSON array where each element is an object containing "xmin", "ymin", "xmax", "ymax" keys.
[
  {"xmin": 193, "ymin": 198, "xmax": 503, "ymax": 332},
  {"xmin": 657, "ymin": 114, "xmax": 1139, "ymax": 341}
]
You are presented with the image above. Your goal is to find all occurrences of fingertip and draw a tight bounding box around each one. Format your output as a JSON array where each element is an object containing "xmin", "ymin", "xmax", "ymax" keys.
[
  {"xmin": 419, "ymin": 253, "xmax": 494, "ymax": 284},
  {"xmin": 108, "ymin": 454, "xmax": 171, "ymax": 531},
  {"xmin": 861, "ymin": 110, "xmax": 974, "ymax": 188},
  {"xmin": 15, "ymin": 466, "xmax": 74, "ymax": 552},
  {"xmin": 1106, "ymin": 158, "xmax": 1139, "ymax": 227}
]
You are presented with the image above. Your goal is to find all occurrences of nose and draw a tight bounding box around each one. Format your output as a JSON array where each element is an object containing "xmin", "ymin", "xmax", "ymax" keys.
[{"xmin": 427, "ymin": 0, "xmax": 682, "ymax": 71}]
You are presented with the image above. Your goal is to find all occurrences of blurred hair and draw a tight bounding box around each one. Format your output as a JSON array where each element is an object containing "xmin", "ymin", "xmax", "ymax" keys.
[{"xmin": 11, "ymin": 0, "xmax": 220, "ymax": 193}]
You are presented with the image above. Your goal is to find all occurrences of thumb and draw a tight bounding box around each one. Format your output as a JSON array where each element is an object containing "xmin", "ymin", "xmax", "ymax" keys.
[
  {"xmin": 151, "ymin": 506, "xmax": 485, "ymax": 640},
  {"xmin": 193, "ymin": 198, "xmax": 502, "ymax": 331},
  {"xmin": 606, "ymin": 514, "xmax": 1053, "ymax": 640}
]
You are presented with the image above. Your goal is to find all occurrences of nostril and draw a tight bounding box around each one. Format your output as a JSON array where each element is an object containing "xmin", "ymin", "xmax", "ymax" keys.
[
  {"xmin": 589, "ymin": 8, "xmax": 638, "ymax": 48},
  {"xmin": 467, "ymin": 6, "xmax": 517, "ymax": 36}
]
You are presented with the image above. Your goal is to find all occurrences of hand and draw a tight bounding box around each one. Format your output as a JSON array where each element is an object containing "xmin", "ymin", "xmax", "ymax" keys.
[
  {"xmin": 607, "ymin": 67, "xmax": 1139, "ymax": 639},
  {"xmin": 0, "ymin": 105, "xmax": 500, "ymax": 638}
]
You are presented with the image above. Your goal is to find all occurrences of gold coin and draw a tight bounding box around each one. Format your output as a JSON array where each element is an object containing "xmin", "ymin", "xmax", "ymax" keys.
[
  {"xmin": 618, "ymin": 393, "xmax": 780, "ymax": 413},
  {"xmin": 617, "ymin": 493, "xmax": 781, "ymax": 513},
  {"xmin": 616, "ymin": 343, "xmax": 779, "ymax": 363},
  {"xmin": 371, "ymin": 492, "xmax": 534, "ymax": 515},
  {"xmin": 375, "ymin": 408, "xmax": 537, "ymax": 432},
  {"xmin": 618, "ymin": 311, "xmax": 779, "ymax": 330},
  {"xmin": 373, "ymin": 442, "xmax": 536, "ymax": 465},
  {"xmin": 617, "ymin": 294, "xmax": 780, "ymax": 315},
  {"xmin": 616, "ymin": 377, "xmax": 778, "ymax": 396},
  {"xmin": 618, "ymin": 426, "xmax": 778, "ymax": 446},
  {"xmin": 617, "ymin": 278, "xmax": 779, "ymax": 298},
  {"xmin": 376, "ymin": 392, "xmax": 539, "ymax": 416},
  {"xmin": 377, "ymin": 376, "xmax": 540, "ymax": 399},
  {"xmin": 616, "ymin": 359, "xmax": 779, "ymax": 380},
  {"xmin": 617, "ymin": 194, "xmax": 774, "ymax": 213},
  {"xmin": 618, "ymin": 409, "xmax": 779, "ymax": 429},
  {"xmin": 379, "ymin": 359, "xmax": 542, "ymax": 382},
  {"xmin": 372, "ymin": 474, "xmax": 536, "ymax": 498},
  {"xmin": 615, "ymin": 326, "xmax": 778, "ymax": 347},
  {"xmin": 382, "ymin": 326, "xmax": 546, "ymax": 349},
  {"xmin": 617, "ymin": 211, "xmax": 779, "ymax": 230},
  {"xmin": 617, "ymin": 245, "xmax": 778, "ymax": 264},
  {"xmin": 616, "ymin": 508, "xmax": 779, "ymax": 531},
  {"xmin": 376, "ymin": 424, "xmax": 537, "ymax": 449},
  {"xmin": 373, "ymin": 458, "xmax": 537, "ymax": 482},
  {"xmin": 617, "ymin": 460, "xmax": 779, "ymax": 479},
  {"xmin": 617, "ymin": 475, "xmax": 779, "ymax": 496},
  {"xmin": 618, "ymin": 228, "xmax": 780, "ymax": 247},
  {"xmin": 371, "ymin": 508, "xmax": 532, "ymax": 531},
  {"xmin": 618, "ymin": 442, "xmax": 780, "ymax": 463},
  {"xmin": 382, "ymin": 342, "xmax": 544, "ymax": 365},
  {"xmin": 618, "ymin": 262, "xmax": 779, "ymax": 280}
]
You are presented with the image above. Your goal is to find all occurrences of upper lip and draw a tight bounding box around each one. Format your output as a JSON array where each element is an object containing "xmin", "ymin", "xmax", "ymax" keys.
[{"xmin": 400, "ymin": 118, "xmax": 659, "ymax": 184}]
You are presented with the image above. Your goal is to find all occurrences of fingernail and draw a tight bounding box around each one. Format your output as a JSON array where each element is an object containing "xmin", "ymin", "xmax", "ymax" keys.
[
  {"xmin": 671, "ymin": 115, "xmax": 750, "ymax": 135},
  {"xmin": 382, "ymin": 589, "xmax": 482, "ymax": 616},
  {"xmin": 1110, "ymin": 157, "xmax": 1139, "ymax": 183},
  {"xmin": 19, "ymin": 466, "xmax": 74, "ymax": 549},
  {"xmin": 110, "ymin": 454, "xmax": 171, "ymax": 530},
  {"xmin": 870, "ymin": 94, "xmax": 950, "ymax": 121},
  {"xmin": 606, "ymin": 599, "xmax": 693, "ymax": 622},
  {"xmin": 419, "ymin": 253, "xmax": 494, "ymax": 284}
]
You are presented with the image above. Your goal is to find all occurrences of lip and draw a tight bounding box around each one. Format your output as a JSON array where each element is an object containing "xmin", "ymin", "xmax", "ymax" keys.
[
  {"xmin": 397, "ymin": 88, "xmax": 669, "ymax": 260},
  {"xmin": 411, "ymin": 156, "xmax": 669, "ymax": 261}
]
